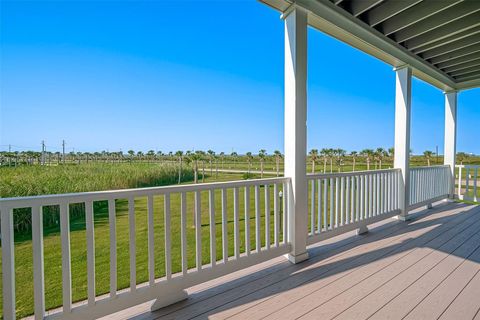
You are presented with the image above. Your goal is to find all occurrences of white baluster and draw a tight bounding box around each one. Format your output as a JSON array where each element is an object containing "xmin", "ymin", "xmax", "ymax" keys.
[{"xmin": 32, "ymin": 206, "xmax": 45, "ymax": 318}]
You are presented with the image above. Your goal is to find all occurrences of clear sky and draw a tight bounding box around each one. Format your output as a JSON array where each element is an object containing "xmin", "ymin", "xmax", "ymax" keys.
[{"xmin": 1, "ymin": 0, "xmax": 478, "ymax": 155}]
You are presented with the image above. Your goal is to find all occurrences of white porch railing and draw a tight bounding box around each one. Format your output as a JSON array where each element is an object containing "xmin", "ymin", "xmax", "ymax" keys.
[
  {"xmin": 0, "ymin": 177, "xmax": 290, "ymax": 320},
  {"xmin": 306, "ymin": 169, "xmax": 401, "ymax": 245},
  {"xmin": 1, "ymin": 166, "xmax": 456, "ymax": 319},
  {"xmin": 456, "ymin": 165, "xmax": 479, "ymax": 202},
  {"xmin": 408, "ymin": 165, "xmax": 451, "ymax": 209}
]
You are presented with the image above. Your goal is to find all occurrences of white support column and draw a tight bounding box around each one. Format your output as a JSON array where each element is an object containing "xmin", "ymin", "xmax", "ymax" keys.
[
  {"xmin": 393, "ymin": 66, "xmax": 412, "ymax": 221},
  {"xmin": 284, "ymin": 6, "xmax": 309, "ymax": 264},
  {"xmin": 444, "ymin": 91, "xmax": 458, "ymax": 198}
]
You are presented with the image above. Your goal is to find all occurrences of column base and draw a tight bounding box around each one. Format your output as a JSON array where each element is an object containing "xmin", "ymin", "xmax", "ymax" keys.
[
  {"xmin": 396, "ymin": 214, "xmax": 411, "ymax": 221},
  {"xmin": 285, "ymin": 251, "xmax": 309, "ymax": 264},
  {"xmin": 151, "ymin": 289, "xmax": 188, "ymax": 311},
  {"xmin": 356, "ymin": 224, "xmax": 369, "ymax": 235}
]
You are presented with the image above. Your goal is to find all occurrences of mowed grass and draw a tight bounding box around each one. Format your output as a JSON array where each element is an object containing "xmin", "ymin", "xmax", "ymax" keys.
[{"xmin": 0, "ymin": 169, "xmax": 286, "ymax": 318}]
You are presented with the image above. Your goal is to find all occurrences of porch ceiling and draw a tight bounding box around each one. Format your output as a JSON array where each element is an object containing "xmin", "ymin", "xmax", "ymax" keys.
[{"xmin": 260, "ymin": 0, "xmax": 480, "ymax": 91}]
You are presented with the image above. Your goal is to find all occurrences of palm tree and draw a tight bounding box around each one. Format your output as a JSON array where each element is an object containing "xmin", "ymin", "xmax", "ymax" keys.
[
  {"xmin": 457, "ymin": 152, "xmax": 468, "ymax": 165},
  {"xmin": 388, "ymin": 147, "xmax": 394, "ymax": 160},
  {"xmin": 147, "ymin": 150, "xmax": 155, "ymax": 163},
  {"xmin": 309, "ymin": 149, "xmax": 319, "ymax": 173},
  {"xmin": 188, "ymin": 151, "xmax": 201, "ymax": 183},
  {"xmin": 361, "ymin": 149, "xmax": 374, "ymax": 170},
  {"xmin": 423, "ymin": 150, "xmax": 434, "ymax": 166},
  {"xmin": 258, "ymin": 149, "xmax": 267, "ymax": 178},
  {"xmin": 230, "ymin": 151, "xmax": 238, "ymax": 169},
  {"xmin": 326, "ymin": 148, "xmax": 335, "ymax": 173},
  {"xmin": 219, "ymin": 152, "xmax": 225, "ymax": 169},
  {"xmin": 351, "ymin": 151, "xmax": 358, "ymax": 172},
  {"xmin": 375, "ymin": 148, "xmax": 387, "ymax": 169},
  {"xmin": 175, "ymin": 151, "xmax": 184, "ymax": 183},
  {"xmin": 320, "ymin": 148, "xmax": 329, "ymax": 173},
  {"xmin": 246, "ymin": 152, "xmax": 254, "ymax": 175},
  {"xmin": 195, "ymin": 151, "xmax": 206, "ymax": 182},
  {"xmin": 273, "ymin": 150, "xmax": 282, "ymax": 177},
  {"xmin": 207, "ymin": 150, "xmax": 215, "ymax": 176},
  {"xmin": 334, "ymin": 149, "xmax": 346, "ymax": 172}
]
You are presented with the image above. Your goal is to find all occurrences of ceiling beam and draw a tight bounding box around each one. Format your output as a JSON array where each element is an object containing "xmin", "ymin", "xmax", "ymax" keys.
[
  {"xmin": 441, "ymin": 58, "xmax": 480, "ymax": 73},
  {"xmin": 412, "ymin": 25, "xmax": 480, "ymax": 54},
  {"xmin": 456, "ymin": 78, "xmax": 480, "ymax": 90},
  {"xmin": 403, "ymin": 12, "xmax": 480, "ymax": 51},
  {"xmin": 450, "ymin": 66, "xmax": 480, "ymax": 77},
  {"xmin": 392, "ymin": 1, "xmax": 480, "ymax": 43},
  {"xmin": 428, "ymin": 43, "xmax": 480, "ymax": 65},
  {"xmin": 455, "ymin": 72, "xmax": 480, "ymax": 82},
  {"xmin": 435, "ymin": 51, "xmax": 480, "ymax": 69},
  {"xmin": 364, "ymin": 0, "xmax": 421, "ymax": 27},
  {"xmin": 348, "ymin": 0, "xmax": 384, "ymax": 17},
  {"xmin": 377, "ymin": 0, "xmax": 461, "ymax": 36},
  {"xmin": 420, "ymin": 35, "xmax": 480, "ymax": 60}
]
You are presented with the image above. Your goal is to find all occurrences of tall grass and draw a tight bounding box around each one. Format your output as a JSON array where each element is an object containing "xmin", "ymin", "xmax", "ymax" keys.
[{"xmin": 0, "ymin": 163, "xmax": 194, "ymax": 237}]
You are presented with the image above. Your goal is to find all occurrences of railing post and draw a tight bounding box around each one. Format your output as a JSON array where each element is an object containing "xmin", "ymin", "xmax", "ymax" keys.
[
  {"xmin": 393, "ymin": 66, "xmax": 412, "ymax": 221},
  {"xmin": 444, "ymin": 91, "xmax": 457, "ymax": 198},
  {"xmin": 283, "ymin": 5, "xmax": 309, "ymax": 264}
]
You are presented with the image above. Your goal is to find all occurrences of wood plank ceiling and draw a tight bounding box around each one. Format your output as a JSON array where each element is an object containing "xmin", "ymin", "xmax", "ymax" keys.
[{"xmin": 332, "ymin": 0, "xmax": 480, "ymax": 83}]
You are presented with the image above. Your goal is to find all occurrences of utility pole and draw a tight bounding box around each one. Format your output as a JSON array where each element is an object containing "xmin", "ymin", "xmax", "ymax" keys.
[
  {"xmin": 8, "ymin": 144, "xmax": 11, "ymax": 152},
  {"xmin": 41, "ymin": 140, "xmax": 46, "ymax": 165},
  {"xmin": 62, "ymin": 140, "xmax": 66, "ymax": 164}
]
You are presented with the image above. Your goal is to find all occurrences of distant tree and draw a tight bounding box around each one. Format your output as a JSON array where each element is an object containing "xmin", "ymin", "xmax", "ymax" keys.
[
  {"xmin": 273, "ymin": 150, "xmax": 283, "ymax": 177},
  {"xmin": 230, "ymin": 151, "xmax": 238, "ymax": 168},
  {"xmin": 258, "ymin": 149, "xmax": 267, "ymax": 178},
  {"xmin": 147, "ymin": 150, "xmax": 156, "ymax": 162},
  {"xmin": 423, "ymin": 150, "xmax": 434, "ymax": 166},
  {"xmin": 457, "ymin": 152, "xmax": 468, "ymax": 165},
  {"xmin": 196, "ymin": 151, "xmax": 206, "ymax": 182},
  {"xmin": 334, "ymin": 149, "xmax": 346, "ymax": 172},
  {"xmin": 375, "ymin": 147, "xmax": 387, "ymax": 169},
  {"xmin": 388, "ymin": 147, "xmax": 394, "ymax": 160},
  {"xmin": 219, "ymin": 152, "xmax": 225, "ymax": 169},
  {"xmin": 246, "ymin": 152, "xmax": 254, "ymax": 175},
  {"xmin": 361, "ymin": 149, "xmax": 374, "ymax": 170},
  {"xmin": 351, "ymin": 151, "xmax": 358, "ymax": 172},
  {"xmin": 207, "ymin": 150, "xmax": 215, "ymax": 176},
  {"xmin": 127, "ymin": 150, "xmax": 135, "ymax": 162},
  {"xmin": 320, "ymin": 148, "xmax": 329, "ymax": 173},
  {"xmin": 175, "ymin": 151, "xmax": 184, "ymax": 183},
  {"xmin": 188, "ymin": 151, "xmax": 201, "ymax": 183},
  {"xmin": 309, "ymin": 149, "xmax": 319, "ymax": 174}
]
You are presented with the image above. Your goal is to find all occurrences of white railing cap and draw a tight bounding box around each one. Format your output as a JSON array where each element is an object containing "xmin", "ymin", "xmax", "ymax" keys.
[{"xmin": 0, "ymin": 177, "xmax": 291, "ymax": 208}]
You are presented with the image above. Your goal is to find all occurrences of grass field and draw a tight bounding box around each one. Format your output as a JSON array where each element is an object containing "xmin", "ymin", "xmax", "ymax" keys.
[{"xmin": 1, "ymin": 158, "xmax": 479, "ymax": 318}]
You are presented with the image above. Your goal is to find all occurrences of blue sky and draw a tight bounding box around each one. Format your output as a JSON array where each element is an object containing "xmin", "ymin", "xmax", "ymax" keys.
[{"xmin": 1, "ymin": 0, "xmax": 478, "ymax": 155}]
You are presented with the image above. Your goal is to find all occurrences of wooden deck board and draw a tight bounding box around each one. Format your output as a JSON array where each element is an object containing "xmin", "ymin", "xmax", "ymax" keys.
[{"xmin": 101, "ymin": 202, "xmax": 480, "ymax": 320}]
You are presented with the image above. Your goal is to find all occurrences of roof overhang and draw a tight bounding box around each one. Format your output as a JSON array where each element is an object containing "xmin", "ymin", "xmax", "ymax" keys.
[{"xmin": 260, "ymin": 0, "xmax": 480, "ymax": 91}]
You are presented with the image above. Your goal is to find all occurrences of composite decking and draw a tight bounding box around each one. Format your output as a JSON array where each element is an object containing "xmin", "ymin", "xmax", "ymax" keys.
[{"xmin": 103, "ymin": 201, "xmax": 480, "ymax": 320}]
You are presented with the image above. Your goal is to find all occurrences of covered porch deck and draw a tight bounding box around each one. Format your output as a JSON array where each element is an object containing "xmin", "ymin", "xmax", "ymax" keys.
[{"xmin": 105, "ymin": 201, "xmax": 480, "ymax": 320}]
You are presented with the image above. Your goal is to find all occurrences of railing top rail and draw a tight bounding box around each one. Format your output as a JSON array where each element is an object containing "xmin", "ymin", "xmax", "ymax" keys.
[
  {"xmin": 455, "ymin": 164, "xmax": 480, "ymax": 168},
  {"xmin": 307, "ymin": 168, "xmax": 400, "ymax": 180},
  {"xmin": 410, "ymin": 165, "xmax": 450, "ymax": 170},
  {"xmin": 0, "ymin": 176, "xmax": 290, "ymax": 207}
]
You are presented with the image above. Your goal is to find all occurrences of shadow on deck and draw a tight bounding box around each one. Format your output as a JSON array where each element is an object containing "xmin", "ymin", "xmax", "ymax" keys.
[{"xmin": 103, "ymin": 201, "xmax": 480, "ymax": 320}]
